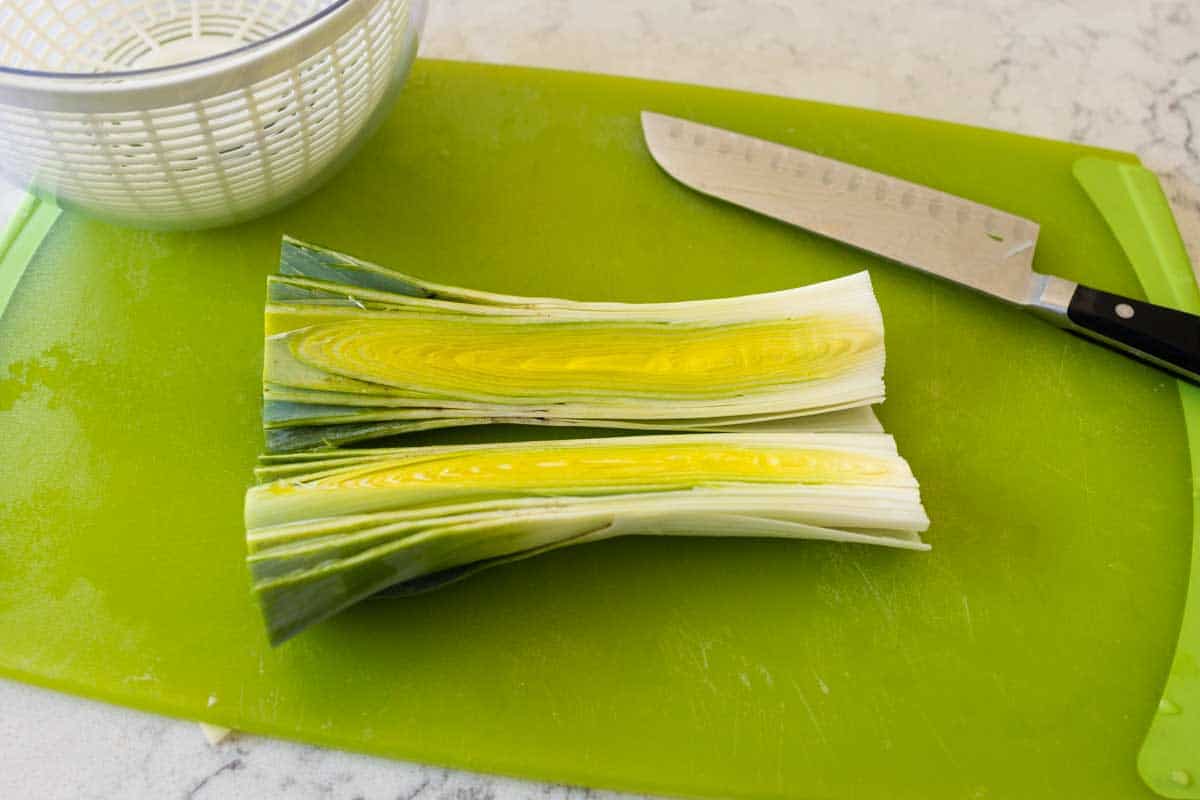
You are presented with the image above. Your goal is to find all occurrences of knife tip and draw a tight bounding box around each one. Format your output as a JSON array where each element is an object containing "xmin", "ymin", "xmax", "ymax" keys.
[{"xmin": 639, "ymin": 109, "xmax": 667, "ymax": 129}]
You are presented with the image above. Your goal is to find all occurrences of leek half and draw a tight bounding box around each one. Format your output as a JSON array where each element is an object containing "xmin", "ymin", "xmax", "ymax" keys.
[
  {"xmin": 246, "ymin": 433, "xmax": 929, "ymax": 644},
  {"xmin": 263, "ymin": 238, "xmax": 887, "ymax": 452}
]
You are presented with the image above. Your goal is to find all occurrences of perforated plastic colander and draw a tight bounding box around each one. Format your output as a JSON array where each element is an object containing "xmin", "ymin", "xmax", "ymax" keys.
[{"xmin": 0, "ymin": 0, "xmax": 426, "ymax": 229}]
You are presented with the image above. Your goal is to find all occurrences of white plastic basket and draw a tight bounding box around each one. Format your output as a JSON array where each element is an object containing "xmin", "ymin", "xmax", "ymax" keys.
[{"xmin": 0, "ymin": 0, "xmax": 427, "ymax": 229}]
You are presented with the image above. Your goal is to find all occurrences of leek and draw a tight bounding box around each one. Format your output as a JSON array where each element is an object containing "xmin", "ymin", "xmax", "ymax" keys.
[
  {"xmin": 246, "ymin": 433, "xmax": 929, "ymax": 644},
  {"xmin": 263, "ymin": 238, "xmax": 887, "ymax": 452}
]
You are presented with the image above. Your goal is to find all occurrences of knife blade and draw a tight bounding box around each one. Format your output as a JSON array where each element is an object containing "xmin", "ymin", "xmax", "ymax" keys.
[{"xmin": 641, "ymin": 111, "xmax": 1200, "ymax": 384}]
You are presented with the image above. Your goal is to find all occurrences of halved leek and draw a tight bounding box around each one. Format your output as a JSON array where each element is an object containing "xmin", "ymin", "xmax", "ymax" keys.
[
  {"xmin": 247, "ymin": 432, "xmax": 929, "ymax": 644},
  {"xmin": 263, "ymin": 238, "xmax": 887, "ymax": 452}
]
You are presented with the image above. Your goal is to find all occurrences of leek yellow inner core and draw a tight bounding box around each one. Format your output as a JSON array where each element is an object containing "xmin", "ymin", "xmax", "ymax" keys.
[
  {"xmin": 288, "ymin": 315, "xmax": 878, "ymax": 397},
  {"xmin": 298, "ymin": 442, "xmax": 900, "ymax": 493}
]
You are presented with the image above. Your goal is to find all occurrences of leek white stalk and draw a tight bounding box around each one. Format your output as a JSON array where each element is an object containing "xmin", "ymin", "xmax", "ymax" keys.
[
  {"xmin": 246, "ymin": 432, "xmax": 929, "ymax": 644},
  {"xmin": 263, "ymin": 238, "xmax": 887, "ymax": 452}
]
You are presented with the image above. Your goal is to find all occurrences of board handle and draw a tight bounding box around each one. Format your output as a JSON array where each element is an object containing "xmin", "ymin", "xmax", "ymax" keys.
[
  {"xmin": 1073, "ymin": 157, "xmax": 1200, "ymax": 799},
  {"xmin": 0, "ymin": 193, "xmax": 61, "ymax": 324}
]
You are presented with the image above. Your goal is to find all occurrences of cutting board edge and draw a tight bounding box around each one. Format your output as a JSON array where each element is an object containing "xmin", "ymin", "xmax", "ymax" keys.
[
  {"xmin": 418, "ymin": 57, "xmax": 1143, "ymax": 166},
  {"xmin": 0, "ymin": 59, "xmax": 1190, "ymax": 800}
]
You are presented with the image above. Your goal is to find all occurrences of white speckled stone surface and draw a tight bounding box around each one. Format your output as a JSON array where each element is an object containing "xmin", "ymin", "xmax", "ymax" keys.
[{"xmin": 1, "ymin": 2, "xmax": 1197, "ymax": 798}]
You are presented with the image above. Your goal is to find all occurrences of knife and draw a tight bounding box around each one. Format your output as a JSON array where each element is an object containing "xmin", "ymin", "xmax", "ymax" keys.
[{"xmin": 641, "ymin": 111, "xmax": 1200, "ymax": 384}]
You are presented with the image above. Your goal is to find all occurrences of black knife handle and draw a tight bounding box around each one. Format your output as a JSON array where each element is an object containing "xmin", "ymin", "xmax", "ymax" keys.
[{"xmin": 1062, "ymin": 283, "xmax": 1200, "ymax": 384}]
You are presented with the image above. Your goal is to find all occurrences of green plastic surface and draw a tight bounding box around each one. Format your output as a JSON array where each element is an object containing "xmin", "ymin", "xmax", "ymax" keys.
[
  {"xmin": 0, "ymin": 60, "xmax": 1194, "ymax": 800},
  {"xmin": 1071, "ymin": 158, "xmax": 1200, "ymax": 798}
]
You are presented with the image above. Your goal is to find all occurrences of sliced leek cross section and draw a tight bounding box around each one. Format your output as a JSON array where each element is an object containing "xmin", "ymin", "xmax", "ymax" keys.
[
  {"xmin": 263, "ymin": 238, "xmax": 887, "ymax": 452},
  {"xmin": 247, "ymin": 433, "xmax": 929, "ymax": 644}
]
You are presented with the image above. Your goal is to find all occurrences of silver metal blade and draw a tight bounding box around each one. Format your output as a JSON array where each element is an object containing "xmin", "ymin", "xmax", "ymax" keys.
[{"xmin": 642, "ymin": 111, "xmax": 1043, "ymax": 305}]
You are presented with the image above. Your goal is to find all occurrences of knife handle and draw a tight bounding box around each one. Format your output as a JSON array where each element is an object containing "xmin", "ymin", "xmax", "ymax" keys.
[{"xmin": 1037, "ymin": 279, "xmax": 1200, "ymax": 384}]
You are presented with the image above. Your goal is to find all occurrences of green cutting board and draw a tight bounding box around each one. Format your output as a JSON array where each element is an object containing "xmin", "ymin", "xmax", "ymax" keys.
[{"xmin": 0, "ymin": 60, "xmax": 1194, "ymax": 800}]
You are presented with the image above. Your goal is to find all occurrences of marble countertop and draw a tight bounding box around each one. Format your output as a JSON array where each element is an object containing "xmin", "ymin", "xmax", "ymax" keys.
[{"xmin": 2, "ymin": 2, "xmax": 1197, "ymax": 798}]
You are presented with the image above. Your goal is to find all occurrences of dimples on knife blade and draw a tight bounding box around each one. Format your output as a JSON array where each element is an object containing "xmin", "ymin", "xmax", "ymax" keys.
[{"xmin": 641, "ymin": 111, "xmax": 1042, "ymax": 305}]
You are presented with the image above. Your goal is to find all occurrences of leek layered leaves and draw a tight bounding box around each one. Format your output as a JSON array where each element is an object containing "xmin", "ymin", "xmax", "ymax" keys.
[
  {"xmin": 247, "ymin": 433, "xmax": 929, "ymax": 644},
  {"xmin": 263, "ymin": 238, "xmax": 887, "ymax": 452},
  {"xmin": 249, "ymin": 239, "xmax": 929, "ymax": 645}
]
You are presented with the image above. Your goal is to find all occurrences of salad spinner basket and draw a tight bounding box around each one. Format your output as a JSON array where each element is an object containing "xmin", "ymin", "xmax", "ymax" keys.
[{"xmin": 0, "ymin": 0, "xmax": 427, "ymax": 229}]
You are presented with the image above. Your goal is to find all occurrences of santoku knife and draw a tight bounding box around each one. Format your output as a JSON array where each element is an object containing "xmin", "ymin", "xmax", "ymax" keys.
[{"xmin": 641, "ymin": 111, "xmax": 1200, "ymax": 384}]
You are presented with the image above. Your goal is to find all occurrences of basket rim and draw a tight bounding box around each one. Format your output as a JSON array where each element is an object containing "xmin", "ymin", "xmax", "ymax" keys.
[
  {"xmin": 0, "ymin": 0, "xmax": 414, "ymax": 112},
  {"xmin": 0, "ymin": 0, "xmax": 354, "ymax": 82}
]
